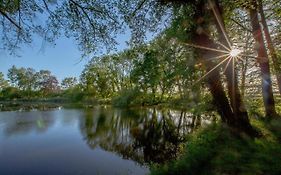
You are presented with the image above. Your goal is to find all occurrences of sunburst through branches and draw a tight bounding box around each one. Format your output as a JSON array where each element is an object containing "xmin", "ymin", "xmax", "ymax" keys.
[
  {"xmin": 229, "ymin": 48, "xmax": 241, "ymax": 57},
  {"xmin": 183, "ymin": 0, "xmax": 246, "ymax": 85}
]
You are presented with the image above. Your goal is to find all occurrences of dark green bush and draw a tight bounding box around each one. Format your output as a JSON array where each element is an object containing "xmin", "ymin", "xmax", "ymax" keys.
[
  {"xmin": 0, "ymin": 87, "xmax": 22, "ymax": 100},
  {"xmin": 112, "ymin": 88, "xmax": 142, "ymax": 107}
]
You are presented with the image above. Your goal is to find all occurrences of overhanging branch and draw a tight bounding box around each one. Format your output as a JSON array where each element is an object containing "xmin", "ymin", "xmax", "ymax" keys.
[{"xmin": 0, "ymin": 9, "xmax": 21, "ymax": 30}]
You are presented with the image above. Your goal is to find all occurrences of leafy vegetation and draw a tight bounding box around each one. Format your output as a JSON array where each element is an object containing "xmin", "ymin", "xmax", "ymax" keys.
[{"xmin": 151, "ymin": 119, "xmax": 281, "ymax": 175}]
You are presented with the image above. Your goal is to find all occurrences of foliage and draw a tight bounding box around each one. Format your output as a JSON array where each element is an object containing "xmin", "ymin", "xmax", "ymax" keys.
[
  {"xmin": 61, "ymin": 77, "xmax": 78, "ymax": 90},
  {"xmin": 112, "ymin": 88, "xmax": 142, "ymax": 107},
  {"xmin": 0, "ymin": 72, "xmax": 8, "ymax": 90},
  {"xmin": 0, "ymin": 86, "xmax": 22, "ymax": 100},
  {"xmin": 1, "ymin": 66, "xmax": 61, "ymax": 100},
  {"xmin": 0, "ymin": 0, "xmax": 169, "ymax": 56},
  {"xmin": 151, "ymin": 120, "xmax": 281, "ymax": 175},
  {"xmin": 78, "ymin": 35, "xmax": 201, "ymax": 106}
]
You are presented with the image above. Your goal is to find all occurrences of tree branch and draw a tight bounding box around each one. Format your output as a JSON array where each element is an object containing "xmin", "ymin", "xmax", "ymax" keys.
[
  {"xmin": 230, "ymin": 18, "xmax": 252, "ymax": 33},
  {"xmin": 69, "ymin": 0, "xmax": 96, "ymax": 33},
  {"xmin": 131, "ymin": 0, "xmax": 148, "ymax": 18},
  {"xmin": 0, "ymin": 9, "xmax": 21, "ymax": 30}
]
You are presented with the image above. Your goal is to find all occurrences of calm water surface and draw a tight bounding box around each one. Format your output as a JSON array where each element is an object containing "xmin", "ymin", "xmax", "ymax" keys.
[{"xmin": 0, "ymin": 105, "xmax": 213, "ymax": 175}]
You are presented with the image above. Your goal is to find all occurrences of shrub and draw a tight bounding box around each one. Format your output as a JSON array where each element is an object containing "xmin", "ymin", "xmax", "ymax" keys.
[{"xmin": 112, "ymin": 88, "xmax": 142, "ymax": 107}]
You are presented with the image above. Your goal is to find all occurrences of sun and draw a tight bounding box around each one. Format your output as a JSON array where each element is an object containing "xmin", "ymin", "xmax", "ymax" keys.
[{"xmin": 229, "ymin": 48, "xmax": 241, "ymax": 57}]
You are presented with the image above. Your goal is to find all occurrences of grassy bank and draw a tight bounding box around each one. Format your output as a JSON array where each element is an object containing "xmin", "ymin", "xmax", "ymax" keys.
[{"xmin": 151, "ymin": 118, "xmax": 281, "ymax": 175}]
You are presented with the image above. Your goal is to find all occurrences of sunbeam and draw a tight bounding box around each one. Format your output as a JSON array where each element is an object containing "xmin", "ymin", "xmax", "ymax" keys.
[
  {"xmin": 183, "ymin": 43, "xmax": 229, "ymax": 54},
  {"xmin": 217, "ymin": 42, "xmax": 231, "ymax": 51},
  {"xmin": 179, "ymin": 0, "xmax": 249, "ymax": 87},
  {"xmin": 239, "ymin": 53, "xmax": 264, "ymax": 60},
  {"xmin": 223, "ymin": 56, "xmax": 233, "ymax": 73},
  {"xmin": 208, "ymin": 0, "xmax": 232, "ymax": 48},
  {"xmin": 190, "ymin": 43, "xmax": 243, "ymax": 85},
  {"xmin": 208, "ymin": 53, "xmax": 230, "ymax": 61},
  {"xmin": 184, "ymin": 41, "xmax": 244, "ymax": 85},
  {"xmin": 195, "ymin": 55, "xmax": 231, "ymax": 84},
  {"xmin": 237, "ymin": 56, "xmax": 244, "ymax": 62}
]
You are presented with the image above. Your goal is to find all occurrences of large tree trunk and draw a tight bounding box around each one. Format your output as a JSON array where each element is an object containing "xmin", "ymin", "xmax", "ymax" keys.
[
  {"xmin": 249, "ymin": 1, "xmax": 277, "ymax": 117},
  {"xmin": 211, "ymin": 0, "xmax": 249, "ymax": 124},
  {"xmin": 194, "ymin": 35, "xmax": 233, "ymax": 124},
  {"xmin": 190, "ymin": 0, "xmax": 258, "ymax": 136},
  {"xmin": 193, "ymin": 30, "xmax": 258, "ymax": 135},
  {"xmin": 191, "ymin": 8, "xmax": 233, "ymax": 125},
  {"xmin": 258, "ymin": 0, "xmax": 281, "ymax": 96}
]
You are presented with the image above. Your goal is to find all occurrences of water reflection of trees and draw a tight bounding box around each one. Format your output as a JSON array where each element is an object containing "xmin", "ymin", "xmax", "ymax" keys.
[
  {"xmin": 0, "ymin": 102, "xmax": 60, "ymax": 112},
  {"xmin": 0, "ymin": 111, "xmax": 55, "ymax": 136},
  {"xmin": 79, "ymin": 107, "xmax": 214, "ymax": 164}
]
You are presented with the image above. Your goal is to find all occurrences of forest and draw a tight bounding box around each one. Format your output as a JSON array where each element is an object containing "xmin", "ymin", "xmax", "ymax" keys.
[{"xmin": 0, "ymin": 0, "xmax": 281, "ymax": 174}]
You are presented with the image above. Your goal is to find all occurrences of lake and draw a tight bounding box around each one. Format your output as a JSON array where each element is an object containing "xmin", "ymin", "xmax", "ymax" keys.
[{"xmin": 0, "ymin": 105, "xmax": 214, "ymax": 175}]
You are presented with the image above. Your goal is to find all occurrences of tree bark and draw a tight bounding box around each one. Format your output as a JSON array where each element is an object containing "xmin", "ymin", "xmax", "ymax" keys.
[
  {"xmin": 241, "ymin": 32, "xmax": 251, "ymax": 98},
  {"xmin": 249, "ymin": 2, "xmax": 277, "ymax": 117},
  {"xmin": 190, "ymin": 0, "xmax": 258, "ymax": 136},
  {"xmin": 258, "ymin": 0, "xmax": 281, "ymax": 96},
  {"xmin": 241, "ymin": 58, "xmax": 249, "ymax": 98},
  {"xmin": 211, "ymin": 0, "xmax": 249, "ymax": 123},
  {"xmin": 191, "ymin": 2, "xmax": 234, "ymax": 125}
]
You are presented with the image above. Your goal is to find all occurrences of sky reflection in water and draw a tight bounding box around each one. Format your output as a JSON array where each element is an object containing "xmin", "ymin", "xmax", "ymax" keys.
[{"xmin": 0, "ymin": 106, "xmax": 213, "ymax": 175}]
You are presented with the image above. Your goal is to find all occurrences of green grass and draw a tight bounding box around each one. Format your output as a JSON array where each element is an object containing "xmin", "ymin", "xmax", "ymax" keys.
[{"xmin": 151, "ymin": 119, "xmax": 281, "ymax": 175}]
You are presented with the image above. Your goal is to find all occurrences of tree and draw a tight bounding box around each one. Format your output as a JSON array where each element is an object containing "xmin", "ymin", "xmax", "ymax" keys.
[
  {"xmin": 0, "ymin": 0, "xmax": 55, "ymax": 54},
  {"xmin": 81, "ymin": 55, "xmax": 124, "ymax": 99},
  {"xmin": 7, "ymin": 65, "xmax": 19, "ymax": 87},
  {"xmin": 0, "ymin": 72, "xmax": 8, "ymax": 90},
  {"xmin": 36, "ymin": 70, "xmax": 59, "ymax": 95},
  {"xmin": 61, "ymin": 77, "xmax": 78, "ymax": 90},
  {"xmin": 248, "ymin": 0, "xmax": 277, "ymax": 117},
  {"xmin": 211, "ymin": 0, "xmax": 251, "ymax": 129},
  {"xmin": 131, "ymin": 49, "xmax": 161, "ymax": 102},
  {"xmin": 161, "ymin": 0, "xmax": 259, "ymax": 135},
  {"xmin": 7, "ymin": 66, "xmax": 37, "ymax": 91},
  {"xmin": 258, "ymin": 0, "xmax": 281, "ymax": 96},
  {"xmin": 41, "ymin": 75, "xmax": 59, "ymax": 95}
]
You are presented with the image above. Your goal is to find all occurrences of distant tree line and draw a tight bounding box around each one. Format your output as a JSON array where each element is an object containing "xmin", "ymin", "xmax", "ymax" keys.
[
  {"xmin": 0, "ymin": 65, "xmax": 78, "ymax": 101},
  {"xmin": 0, "ymin": 36, "xmax": 204, "ymax": 106}
]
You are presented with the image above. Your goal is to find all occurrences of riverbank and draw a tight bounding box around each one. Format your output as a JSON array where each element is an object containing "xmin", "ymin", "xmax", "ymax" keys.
[
  {"xmin": 151, "ymin": 118, "xmax": 281, "ymax": 175},
  {"xmin": 0, "ymin": 99, "xmax": 97, "ymax": 111}
]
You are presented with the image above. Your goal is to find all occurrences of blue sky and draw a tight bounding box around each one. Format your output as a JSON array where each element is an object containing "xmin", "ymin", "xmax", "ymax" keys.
[{"xmin": 0, "ymin": 34, "xmax": 130, "ymax": 82}]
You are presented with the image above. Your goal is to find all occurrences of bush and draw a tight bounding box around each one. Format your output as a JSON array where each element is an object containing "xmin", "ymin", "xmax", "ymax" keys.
[
  {"xmin": 0, "ymin": 87, "xmax": 22, "ymax": 100},
  {"xmin": 112, "ymin": 88, "xmax": 142, "ymax": 107}
]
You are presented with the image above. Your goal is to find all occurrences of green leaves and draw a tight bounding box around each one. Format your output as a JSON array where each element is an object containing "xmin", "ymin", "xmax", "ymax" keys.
[
  {"xmin": 7, "ymin": 65, "xmax": 59, "ymax": 93},
  {"xmin": 61, "ymin": 77, "xmax": 78, "ymax": 90}
]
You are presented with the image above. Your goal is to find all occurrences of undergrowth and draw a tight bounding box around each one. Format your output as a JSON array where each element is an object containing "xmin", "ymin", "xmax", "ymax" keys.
[{"xmin": 151, "ymin": 118, "xmax": 281, "ymax": 175}]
